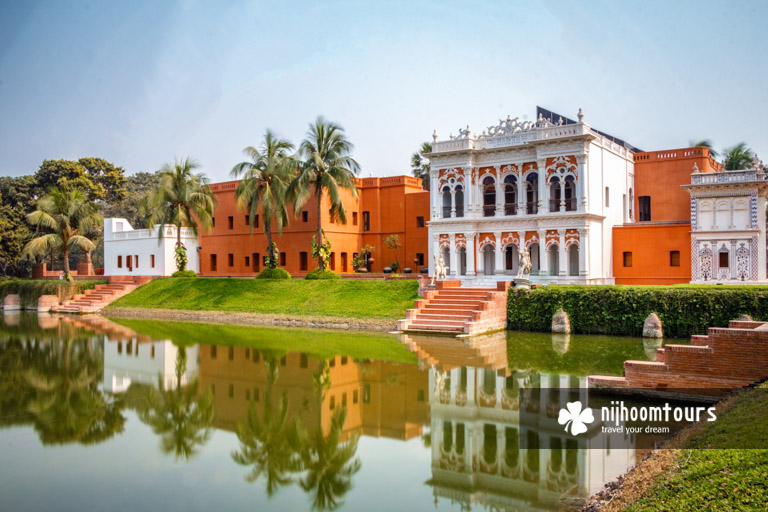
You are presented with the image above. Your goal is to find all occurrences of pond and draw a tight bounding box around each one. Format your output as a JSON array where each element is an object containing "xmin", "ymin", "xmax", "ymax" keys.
[{"xmin": 0, "ymin": 312, "xmax": 681, "ymax": 511}]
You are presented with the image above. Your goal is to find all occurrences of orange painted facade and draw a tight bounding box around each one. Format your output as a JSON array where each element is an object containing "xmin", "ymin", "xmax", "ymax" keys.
[
  {"xmin": 614, "ymin": 147, "xmax": 719, "ymax": 284},
  {"xmin": 199, "ymin": 176, "xmax": 429, "ymax": 276}
]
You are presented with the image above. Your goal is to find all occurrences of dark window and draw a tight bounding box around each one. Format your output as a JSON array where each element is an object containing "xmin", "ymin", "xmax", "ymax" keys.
[
  {"xmin": 416, "ymin": 216, "xmax": 425, "ymax": 228},
  {"xmin": 281, "ymin": 355, "xmax": 286, "ymax": 366},
  {"xmin": 352, "ymin": 212, "xmax": 358, "ymax": 225},
  {"xmin": 253, "ymin": 350, "xmax": 260, "ymax": 363},
  {"xmin": 300, "ymin": 252, "xmax": 308, "ymax": 271},
  {"xmin": 417, "ymin": 389, "xmax": 425, "ymax": 402},
  {"xmin": 623, "ymin": 252, "xmax": 633, "ymax": 267},
  {"xmin": 363, "ymin": 211, "xmax": 370, "ymax": 231},
  {"xmin": 300, "ymin": 353, "xmax": 308, "ymax": 368},
  {"xmin": 117, "ymin": 255, "xmax": 122, "ymax": 268},
  {"xmin": 483, "ymin": 176, "xmax": 496, "ymax": 217},
  {"xmin": 639, "ymin": 196, "xmax": 651, "ymax": 221},
  {"xmin": 245, "ymin": 215, "xmax": 249, "ymax": 225},
  {"xmin": 151, "ymin": 255, "xmax": 155, "ymax": 268},
  {"xmin": 719, "ymin": 252, "xmax": 729, "ymax": 268},
  {"xmin": 670, "ymin": 251, "xmax": 680, "ymax": 267},
  {"xmin": 341, "ymin": 252, "xmax": 348, "ymax": 272},
  {"xmin": 353, "ymin": 390, "xmax": 359, "ymax": 404},
  {"xmin": 329, "ymin": 357, "xmax": 336, "ymax": 367},
  {"xmin": 212, "ymin": 217, "xmax": 215, "ymax": 227},
  {"xmin": 253, "ymin": 215, "xmax": 259, "ymax": 228},
  {"xmin": 280, "ymin": 252, "xmax": 286, "ymax": 266},
  {"xmin": 416, "ymin": 253, "xmax": 425, "ymax": 266},
  {"xmin": 229, "ymin": 347, "xmax": 234, "ymax": 360},
  {"xmin": 134, "ymin": 255, "xmax": 139, "ymax": 268},
  {"xmin": 245, "ymin": 256, "xmax": 250, "ymax": 267},
  {"xmin": 210, "ymin": 254, "xmax": 217, "ymax": 271},
  {"xmin": 228, "ymin": 216, "xmax": 233, "ymax": 229},
  {"xmin": 341, "ymin": 356, "xmax": 347, "ymax": 365},
  {"xmin": 252, "ymin": 253, "xmax": 260, "ymax": 272},
  {"xmin": 302, "ymin": 211, "xmax": 308, "ymax": 222},
  {"xmin": 211, "ymin": 345, "xmax": 217, "ymax": 358},
  {"xmin": 330, "ymin": 252, "xmax": 336, "ymax": 270},
  {"xmin": 228, "ymin": 253, "xmax": 234, "ymax": 266}
]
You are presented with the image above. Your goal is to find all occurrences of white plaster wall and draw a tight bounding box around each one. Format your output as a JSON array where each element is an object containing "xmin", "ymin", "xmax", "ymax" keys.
[{"xmin": 102, "ymin": 339, "xmax": 199, "ymax": 392}]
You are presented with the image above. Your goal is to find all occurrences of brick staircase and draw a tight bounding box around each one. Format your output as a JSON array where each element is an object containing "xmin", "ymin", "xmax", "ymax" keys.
[
  {"xmin": 589, "ymin": 320, "xmax": 768, "ymax": 397},
  {"xmin": 396, "ymin": 280, "xmax": 509, "ymax": 336},
  {"xmin": 52, "ymin": 282, "xmax": 137, "ymax": 314}
]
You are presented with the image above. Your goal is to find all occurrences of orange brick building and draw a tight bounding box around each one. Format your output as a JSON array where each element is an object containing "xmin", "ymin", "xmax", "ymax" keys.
[
  {"xmin": 613, "ymin": 147, "xmax": 721, "ymax": 284},
  {"xmin": 199, "ymin": 176, "xmax": 429, "ymax": 276}
]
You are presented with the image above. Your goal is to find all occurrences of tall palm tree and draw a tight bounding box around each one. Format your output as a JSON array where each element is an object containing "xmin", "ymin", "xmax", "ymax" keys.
[
  {"xmin": 147, "ymin": 158, "xmax": 217, "ymax": 270},
  {"xmin": 231, "ymin": 132, "xmax": 295, "ymax": 268},
  {"xmin": 291, "ymin": 118, "xmax": 360, "ymax": 270},
  {"xmin": 722, "ymin": 142, "xmax": 755, "ymax": 170},
  {"xmin": 23, "ymin": 187, "xmax": 101, "ymax": 281},
  {"xmin": 689, "ymin": 139, "xmax": 719, "ymax": 158},
  {"xmin": 411, "ymin": 141, "xmax": 432, "ymax": 190}
]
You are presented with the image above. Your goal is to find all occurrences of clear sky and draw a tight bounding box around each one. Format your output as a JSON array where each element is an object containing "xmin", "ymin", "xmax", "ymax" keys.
[{"xmin": 1, "ymin": 0, "xmax": 766, "ymax": 182}]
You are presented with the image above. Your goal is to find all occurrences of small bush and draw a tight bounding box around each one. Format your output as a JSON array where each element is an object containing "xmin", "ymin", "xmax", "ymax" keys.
[
  {"xmin": 305, "ymin": 269, "xmax": 341, "ymax": 280},
  {"xmin": 257, "ymin": 267, "xmax": 291, "ymax": 279},
  {"xmin": 171, "ymin": 270, "xmax": 197, "ymax": 278}
]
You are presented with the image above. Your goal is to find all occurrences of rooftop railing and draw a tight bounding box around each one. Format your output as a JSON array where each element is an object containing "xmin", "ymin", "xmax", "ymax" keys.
[{"xmin": 691, "ymin": 169, "xmax": 764, "ymax": 185}]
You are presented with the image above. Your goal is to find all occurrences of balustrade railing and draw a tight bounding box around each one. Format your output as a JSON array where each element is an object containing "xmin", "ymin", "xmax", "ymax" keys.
[
  {"xmin": 691, "ymin": 170, "xmax": 763, "ymax": 184},
  {"xmin": 505, "ymin": 203, "xmax": 517, "ymax": 216},
  {"xmin": 526, "ymin": 202, "xmax": 538, "ymax": 215},
  {"xmin": 483, "ymin": 205, "xmax": 496, "ymax": 217},
  {"xmin": 443, "ymin": 206, "xmax": 451, "ymax": 218}
]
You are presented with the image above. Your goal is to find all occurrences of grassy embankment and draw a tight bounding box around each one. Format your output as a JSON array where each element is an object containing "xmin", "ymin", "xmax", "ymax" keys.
[
  {"xmin": 108, "ymin": 277, "xmax": 419, "ymax": 320},
  {"xmin": 593, "ymin": 381, "xmax": 768, "ymax": 511}
]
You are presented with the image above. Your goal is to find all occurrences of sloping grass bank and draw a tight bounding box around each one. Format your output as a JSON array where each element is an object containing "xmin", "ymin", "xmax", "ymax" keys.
[
  {"xmin": 0, "ymin": 279, "xmax": 107, "ymax": 309},
  {"xmin": 109, "ymin": 277, "xmax": 419, "ymax": 320},
  {"xmin": 509, "ymin": 285, "xmax": 768, "ymax": 338}
]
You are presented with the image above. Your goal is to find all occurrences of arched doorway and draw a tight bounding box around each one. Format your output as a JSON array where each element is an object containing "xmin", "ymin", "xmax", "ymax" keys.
[
  {"xmin": 548, "ymin": 244, "xmax": 559, "ymax": 276},
  {"xmin": 441, "ymin": 246, "xmax": 451, "ymax": 274},
  {"xmin": 483, "ymin": 177, "xmax": 496, "ymax": 217},
  {"xmin": 564, "ymin": 176, "xmax": 576, "ymax": 211},
  {"xmin": 483, "ymin": 245, "xmax": 495, "ymax": 275},
  {"xmin": 455, "ymin": 186, "xmax": 464, "ymax": 217},
  {"xmin": 568, "ymin": 245, "xmax": 579, "ymax": 276},
  {"xmin": 459, "ymin": 247, "xmax": 467, "ymax": 275},
  {"xmin": 526, "ymin": 173, "xmax": 538, "ymax": 214},
  {"xmin": 505, "ymin": 244, "xmax": 519, "ymax": 275},
  {"xmin": 529, "ymin": 243, "xmax": 540, "ymax": 273},
  {"xmin": 549, "ymin": 177, "xmax": 561, "ymax": 212},
  {"xmin": 504, "ymin": 175, "xmax": 517, "ymax": 215}
]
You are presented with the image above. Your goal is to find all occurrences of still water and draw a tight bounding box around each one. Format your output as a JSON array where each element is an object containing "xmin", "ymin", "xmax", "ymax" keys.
[{"xmin": 0, "ymin": 312, "xmax": 674, "ymax": 512}]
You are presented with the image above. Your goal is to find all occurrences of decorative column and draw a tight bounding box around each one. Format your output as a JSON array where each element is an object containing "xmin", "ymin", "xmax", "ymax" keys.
[
  {"xmin": 576, "ymin": 153, "xmax": 589, "ymax": 212},
  {"xmin": 495, "ymin": 166, "xmax": 503, "ymax": 216},
  {"xmin": 578, "ymin": 228, "xmax": 590, "ymax": 277},
  {"xmin": 517, "ymin": 174, "xmax": 526, "ymax": 216},
  {"xmin": 560, "ymin": 181, "xmax": 566, "ymax": 212},
  {"xmin": 466, "ymin": 233, "xmax": 476, "ymax": 277},
  {"xmin": 449, "ymin": 234, "xmax": 458, "ymax": 277},
  {"xmin": 464, "ymin": 173, "xmax": 471, "ymax": 217},
  {"xmin": 558, "ymin": 229, "xmax": 567, "ymax": 277},
  {"xmin": 537, "ymin": 229, "xmax": 548, "ymax": 276},
  {"xmin": 537, "ymin": 159, "xmax": 547, "ymax": 215},
  {"xmin": 431, "ymin": 171, "xmax": 439, "ymax": 218},
  {"xmin": 431, "ymin": 236, "xmax": 440, "ymax": 275},
  {"xmin": 450, "ymin": 190, "xmax": 457, "ymax": 218},
  {"xmin": 477, "ymin": 240, "xmax": 485, "ymax": 276},
  {"xmin": 494, "ymin": 231, "xmax": 503, "ymax": 275}
]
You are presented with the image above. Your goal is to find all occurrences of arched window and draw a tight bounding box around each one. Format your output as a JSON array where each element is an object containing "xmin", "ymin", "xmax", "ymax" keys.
[
  {"xmin": 564, "ymin": 176, "xmax": 576, "ymax": 211},
  {"xmin": 526, "ymin": 173, "xmax": 538, "ymax": 214},
  {"xmin": 568, "ymin": 244, "xmax": 579, "ymax": 275},
  {"xmin": 548, "ymin": 244, "xmax": 559, "ymax": 276},
  {"xmin": 483, "ymin": 176, "xmax": 496, "ymax": 217},
  {"xmin": 442, "ymin": 186, "xmax": 451, "ymax": 218},
  {"xmin": 455, "ymin": 186, "xmax": 464, "ymax": 217},
  {"xmin": 504, "ymin": 175, "xmax": 517, "ymax": 215},
  {"xmin": 549, "ymin": 177, "xmax": 561, "ymax": 212}
]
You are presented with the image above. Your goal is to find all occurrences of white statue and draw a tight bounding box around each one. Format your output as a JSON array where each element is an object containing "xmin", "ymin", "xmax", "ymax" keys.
[
  {"xmin": 517, "ymin": 246, "xmax": 532, "ymax": 279},
  {"xmin": 432, "ymin": 254, "xmax": 447, "ymax": 285}
]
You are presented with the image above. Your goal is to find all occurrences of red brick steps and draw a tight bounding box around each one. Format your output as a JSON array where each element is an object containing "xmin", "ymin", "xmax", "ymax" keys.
[{"xmin": 52, "ymin": 282, "xmax": 138, "ymax": 314}]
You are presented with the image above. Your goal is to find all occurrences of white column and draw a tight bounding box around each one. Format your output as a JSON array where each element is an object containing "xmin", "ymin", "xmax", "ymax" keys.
[
  {"xmin": 494, "ymin": 231, "xmax": 503, "ymax": 275},
  {"xmin": 517, "ymin": 177, "xmax": 525, "ymax": 216},
  {"xmin": 558, "ymin": 229, "xmax": 567, "ymax": 277},
  {"xmin": 477, "ymin": 242, "xmax": 485, "ymax": 275},
  {"xmin": 560, "ymin": 182, "xmax": 566, "ymax": 212},
  {"xmin": 450, "ymin": 190, "xmax": 457, "ymax": 218},
  {"xmin": 495, "ymin": 166, "xmax": 503, "ymax": 216},
  {"xmin": 537, "ymin": 159, "xmax": 547, "ymax": 215},
  {"xmin": 431, "ymin": 236, "xmax": 440, "ymax": 275},
  {"xmin": 576, "ymin": 153, "xmax": 588, "ymax": 212},
  {"xmin": 537, "ymin": 229, "xmax": 548, "ymax": 277},
  {"xmin": 466, "ymin": 233, "xmax": 476, "ymax": 277},
  {"xmin": 449, "ymin": 234, "xmax": 458, "ymax": 277},
  {"xmin": 578, "ymin": 228, "xmax": 589, "ymax": 277},
  {"xmin": 431, "ymin": 171, "xmax": 439, "ymax": 218}
]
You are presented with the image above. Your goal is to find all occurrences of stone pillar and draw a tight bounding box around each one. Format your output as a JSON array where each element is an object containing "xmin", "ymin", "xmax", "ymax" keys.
[
  {"xmin": 464, "ymin": 176, "xmax": 470, "ymax": 217},
  {"xmin": 494, "ymin": 231, "xmax": 503, "ymax": 275},
  {"xmin": 477, "ymin": 242, "xmax": 485, "ymax": 275},
  {"xmin": 578, "ymin": 228, "xmax": 589, "ymax": 277},
  {"xmin": 538, "ymin": 229, "xmax": 549, "ymax": 277},
  {"xmin": 466, "ymin": 233, "xmax": 476, "ymax": 276},
  {"xmin": 560, "ymin": 182, "xmax": 566, "ymax": 212},
  {"xmin": 450, "ymin": 190, "xmax": 457, "ymax": 218},
  {"xmin": 495, "ymin": 166, "xmax": 503, "ymax": 216},
  {"xmin": 449, "ymin": 234, "xmax": 458, "ymax": 277},
  {"xmin": 576, "ymin": 153, "xmax": 588, "ymax": 212},
  {"xmin": 558, "ymin": 229, "xmax": 567, "ymax": 277},
  {"xmin": 537, "ymin": 159, "xmax": 547, "ymax": 215}
]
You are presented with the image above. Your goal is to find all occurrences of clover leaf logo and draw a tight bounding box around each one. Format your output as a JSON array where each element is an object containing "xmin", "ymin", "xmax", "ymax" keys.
[{"xmin": 558, "ymin": 401, "xmax": 594, "ymax": 436}]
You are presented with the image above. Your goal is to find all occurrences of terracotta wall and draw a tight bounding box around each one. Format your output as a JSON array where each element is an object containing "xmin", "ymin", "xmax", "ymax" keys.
[
  {"xmin": 199, "ymin": 176, "xmax": 429, "ymax": 276},
  {"xmin": 612, "ymin": 223, "xmax": 691, "ymax": 284},
  {"xmin": 633, "ymin": 147, "xmax": 719, "ymax": 223}
]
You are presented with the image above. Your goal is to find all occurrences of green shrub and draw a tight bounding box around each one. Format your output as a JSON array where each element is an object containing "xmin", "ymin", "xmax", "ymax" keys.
[
  {"xmin": 305, "ymin": 269, "xmax": 341, "ymax": 280},
  {"xmin": 0, "ymin": 279, "xmax": 107, "ymax": 309},
  {"xmin": 256, "ymin": 267, "xmax": 291, "ymax": 279},
  {"xmin": 508, "ymin": 285, "xmax": 768, "ymax": 338},
  {"xmin": 171, "ymin": 270, "xmax": 197, "ymax": 278}
]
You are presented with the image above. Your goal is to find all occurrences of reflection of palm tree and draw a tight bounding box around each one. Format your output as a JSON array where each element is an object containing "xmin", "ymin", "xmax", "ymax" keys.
[
  {"xmin": 294, "ymin": 362, "xmax": 361, "ymax": 511},
  {"xmin": 137, "ymin": 347, "xmax": 214, "ymax": 460},
  {"xmin": 232, "ymin": 356, "xmax": 300, "ymax": 496},
  {"xmin": 24, "ymin": 338, "xmax": 126, "ymax": 445}
]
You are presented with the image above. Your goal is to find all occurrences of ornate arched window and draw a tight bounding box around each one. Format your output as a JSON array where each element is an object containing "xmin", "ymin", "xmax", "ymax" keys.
[
  {"xmin": 526, "ymin": 173, "xmax": 538, "ymax": 214},
  {"xmin": 442, "ymin": 186, "xmax": 452, "ymax": 218},
  {"xmin": 455, "ymin": 185, "xmax": 464, "ymax": 217},
  {"xmin": 564, "ymin": 176, "xmax": 576, "ymax": 211},
  {"xmin": 549, "ymin": 177, "xmax": 561, "ymax": 212},
  {"xmin": 504, "ymin": 175, "xmax": 517, "ymax": 215},
  {"xmin": 483, "ymin": 176, "xmax": 496, "ymax": 217}
]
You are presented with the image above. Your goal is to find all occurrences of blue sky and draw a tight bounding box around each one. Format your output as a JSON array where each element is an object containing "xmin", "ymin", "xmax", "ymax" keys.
[{"xmin": 1, "ymin": 0, "xmax": 766, "ymax": 181}]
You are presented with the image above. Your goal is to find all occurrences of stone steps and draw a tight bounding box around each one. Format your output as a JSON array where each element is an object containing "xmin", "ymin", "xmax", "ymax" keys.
[{"xmin": 52, "ymin": 283, "xmax": 137, "ymax": 314}]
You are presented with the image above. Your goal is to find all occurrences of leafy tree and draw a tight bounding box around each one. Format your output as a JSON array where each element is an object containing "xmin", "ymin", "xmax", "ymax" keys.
[
  {"xmin": 147, "ymin": 158, "xmax": 216, "ymax": 272},
  {"xmin": 689, "ymin": 140, "xmax": 719, "ymax": 158},
  {"xmin": 23, "ymin": 187, "xmax": 102, "ymax": 281},
  {"xmin": 0, "ymin": 176, "xmax": 39, "ymax": 276},
  {"xmin": 411, "ymin": 142, "xmax": 432, "ymax": 190},
  {"xmin": 34, "ymin": 158, "xmax": 126, "ymax": 203},
  {"xmin": 231, "ymin": 131, "xmax": 295, "ymax": 269},
  {"xmin": 78, "ymin": 157, "xmax": 127, "ymax": 203},
  {"xmin": 384, "ymin": 234, "xmax": 402, "ymax": 272},
  {"xmin": 291, "ymin": 118, "xmax": 360, "ymax": 270},
  {"xmin": 722, "ymin": 142, "xmax": 755, "ymax": 170},
  {"xmin": 100, "ymin": 171, "xmax": 161, "ymax": 228}
]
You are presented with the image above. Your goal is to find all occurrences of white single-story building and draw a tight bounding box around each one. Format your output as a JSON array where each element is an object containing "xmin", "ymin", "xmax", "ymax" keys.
[{"xmin": 103, "ymin": 218, "xmax": 200, "ymax": 277}]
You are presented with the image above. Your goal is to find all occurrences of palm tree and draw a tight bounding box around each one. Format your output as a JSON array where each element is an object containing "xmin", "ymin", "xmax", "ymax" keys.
[
  {"xmin": 23, "ymin": 187, "xmax": 101, "ymax": 281},
  {"xmin": 147, "ymin": 158, "xmax": 217, "ymax": 271},
  {"xmin": 291, "ymin": 118, "xmax": 361, "ymax": 270},
  {"xmin": 231, "ymin": 132, "xmax": 295, "ymax": 268},
  {"xmin": 722, "ymin": 143, "xmax": 755, "ymax": 170},
  {"xmin": 411, "ymin": 142, "xmax": 432, "ymax": 190},
  {"xmin": 689, "ymin": 139, "xmax": 718, "ymax": 158}
]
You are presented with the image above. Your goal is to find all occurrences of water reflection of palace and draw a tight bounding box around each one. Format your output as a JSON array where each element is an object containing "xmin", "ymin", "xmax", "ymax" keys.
[{"xmin": 400, "ymin": 332, "xmax": 636, "ymax": 511}]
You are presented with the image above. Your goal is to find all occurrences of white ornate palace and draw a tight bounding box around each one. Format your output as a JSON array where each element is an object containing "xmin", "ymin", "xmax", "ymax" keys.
[
  {"xmin": 685, "ymin": 161, "xmax": 768, "ymax": 283},
  {"xmin": 428, "ymin": 109, "xmax": 635, "ymax": 285}
]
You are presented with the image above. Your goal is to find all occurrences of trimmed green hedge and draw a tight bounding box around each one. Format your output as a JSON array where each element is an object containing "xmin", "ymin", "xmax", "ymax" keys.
[
  {"xmin": 508, "ymin": 285, "xmax": 768, "ymax": 338},
  {"xmin": 305, "ymin": 269, "xmax": 341, "ymax": 280},
  {"xmin": 0, "ymin": 279, "xmax": 107, "ymax": 309},
  {"xmin": 256, "ymin": 267, "xmax": 291, "ymax": 279},
  {"xmin": 171, "ymin": 270, "xmax": 197, "ymax": 278}
]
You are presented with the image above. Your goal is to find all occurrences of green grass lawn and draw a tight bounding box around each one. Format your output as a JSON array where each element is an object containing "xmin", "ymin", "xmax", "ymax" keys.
[
  {"xmin": 109, "ymin": 317, "xmax": 416, "ymax": 363},
  {"xmin": 625, "ymin": 382, "xmax": 768, "ymax": 511},
  {"xmin": 109, "ymin": 277, "xmax": 419, "ymax": 319}
]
